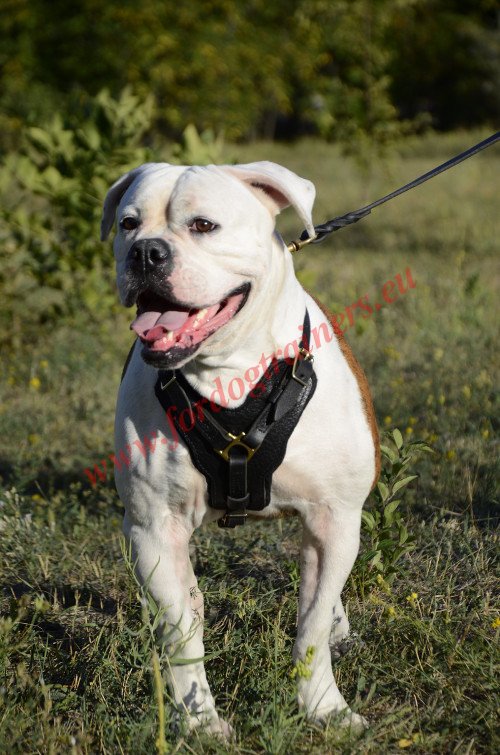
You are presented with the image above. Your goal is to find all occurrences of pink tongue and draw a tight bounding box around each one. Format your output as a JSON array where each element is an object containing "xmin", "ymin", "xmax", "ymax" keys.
[
  {"xmin": 131, "ymin": 309, "xmax": 190, "ymax": 337},
  {"xmin": 157, "ymin": 309, "xmax": 190, "ymax": 330},
  {"xmin": 131, "ymin": 311, "xmax": 160, "ymax": 336}
]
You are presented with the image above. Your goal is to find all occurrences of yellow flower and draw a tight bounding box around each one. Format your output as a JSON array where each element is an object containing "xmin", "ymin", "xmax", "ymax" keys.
[
  {"xmin": 438, "ymin": 394, "xmax": 445, "ymax": 405},
  {"xmin": 475, "ymin": 369, "xmax": 491, "ymax": 388},
  {"xmin": 384, "ymin": 346, "xmax": 400, "ymax": 360},
  {"xmin": 406, "ymin": 592, "xmax": 418, "ymax": 607},
  {"xmin": 40, "ymin": 360, "xmax": 49, "ymax": 370},
  {"xmin": 34, "ymin": 596, "xmax": 50, "ymax": 612},
  {"xmin": 28, "ymin": 434, "xmax": 40, "ymax": 445},
  {"xmin": 384, "ymin": 415, "xmax": 392, "ymax": 426},
  {"xmin": 29, "ymin": 376, "xmax": 41, "ymax": 391},
  {"xmin": 31, "ymin": 494, "xmax": 42, "ymax": 502},
  {"xmin": 461, "ymin": 385, "xmax": 471, "ymax": 400},
  {"xmin": 408, "ymin": 416, "xmax": 417, "ymax": 426},
  {"xmin": 405, "ymin": 426, "xmax": 413, "ymax": 435},
  {"xmin": 398, "ymin": 733, "xmax": 420, "ymax": 748},
  {"xmin": 491, "ymin": 617, "xmax": 500, "ymax": 630},
  {"xmin": 481, "ymin": 428, "xmax": 490, "ymax": 440},
  {"xmin": 446, "ymin": 450, "xmax": 456, "ymax": 461},
  {"xmin": 377, "ymin": 574, "xmax": 392, "ymax": 594},
  {"xmin": 433, "ymin": 348, "xmax": 444, "ymax": 362}
]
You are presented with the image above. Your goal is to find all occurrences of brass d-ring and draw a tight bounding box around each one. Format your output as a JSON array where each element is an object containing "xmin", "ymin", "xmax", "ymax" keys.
[{"xmin": 217, "ymin": 432, "xmax": 256, "ymax": 462}]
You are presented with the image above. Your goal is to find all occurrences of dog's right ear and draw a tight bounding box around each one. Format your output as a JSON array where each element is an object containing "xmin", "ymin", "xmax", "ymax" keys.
[
  {"xmin": 100, "ymin": 164, "xmax": 154, "ymax": 241},
  {"xmin": 219, "ymin": 161, "xmax": 316, "ymax": 239}
]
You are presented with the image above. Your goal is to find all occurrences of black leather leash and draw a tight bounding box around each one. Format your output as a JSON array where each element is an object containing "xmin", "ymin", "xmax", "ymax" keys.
[
  {"xmin": 155, "ymin": 310, "xmax": 316, "ymax": 527},
  {"xmin": 287, "ymin": 130, "xmax": 500, "ymax": 253}
]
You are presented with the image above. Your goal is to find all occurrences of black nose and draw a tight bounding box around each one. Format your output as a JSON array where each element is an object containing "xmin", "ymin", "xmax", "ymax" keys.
[{"xmin": 128, "ymin": 238, "xmax": 172, "ymax": 273}]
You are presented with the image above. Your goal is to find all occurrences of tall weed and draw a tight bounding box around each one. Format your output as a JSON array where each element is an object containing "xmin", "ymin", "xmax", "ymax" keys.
[{"xmin": 357, "ymin": 429, "xmax": 434, "ymax": 589}]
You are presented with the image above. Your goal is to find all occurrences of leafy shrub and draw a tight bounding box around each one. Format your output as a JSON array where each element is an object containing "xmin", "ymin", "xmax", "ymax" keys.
[
  {"xmin": 170, "ymin": 124, "xmax": 228, "ymax": 166},
  {"xmin": 0, "ymin": 92, "xmax": 235, "ymax": 349},
  {"xmin": 0, "ymin": 89, "xmax": 155, "ymax": 346}
]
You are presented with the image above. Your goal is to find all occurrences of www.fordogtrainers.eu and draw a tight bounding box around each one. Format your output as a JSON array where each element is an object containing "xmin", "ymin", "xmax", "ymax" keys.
[{"xmin": 84, "ymin": 266, "xmax": 415, "ymax": 486}]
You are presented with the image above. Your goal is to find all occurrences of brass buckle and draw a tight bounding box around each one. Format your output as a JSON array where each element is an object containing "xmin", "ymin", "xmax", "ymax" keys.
[
  {"xmin": 218, "ymin": 511, "xmax": 248, "ymax": 528},
  {"xmin": 292, "ymin": 347, "xmax": 314, "ymax": 386},
  {"xmin": 217, "ymin": 432, "xmax": 256, "ymax": 462}
]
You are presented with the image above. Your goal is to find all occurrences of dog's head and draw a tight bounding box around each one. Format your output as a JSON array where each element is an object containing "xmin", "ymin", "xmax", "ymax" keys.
[{"xmin": 101, "ymin": 161, "xmax": 315, "ymax": 369}]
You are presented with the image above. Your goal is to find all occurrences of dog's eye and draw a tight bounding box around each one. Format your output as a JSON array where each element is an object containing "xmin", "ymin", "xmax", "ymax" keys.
[
  {"xmin": 190, "ymin": 218, "xmax": 218, "ymax": 234},
  {"xmin": 120, "ymin": 216, "xmax": 140, "ymax": 232}
]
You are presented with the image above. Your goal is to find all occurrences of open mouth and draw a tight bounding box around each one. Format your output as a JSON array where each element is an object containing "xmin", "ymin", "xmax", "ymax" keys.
[{"xmin": 130, "ymin": 283, "xmax": 250, "ymax": 363}]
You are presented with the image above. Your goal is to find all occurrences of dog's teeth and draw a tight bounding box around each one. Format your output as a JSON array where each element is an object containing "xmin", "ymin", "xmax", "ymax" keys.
[
  {"xmin": 193, "ymin": 308, "xmax": 208, "ymax": 328},
  {"xmin": 159, "ymin": 331, "xmax": 175, "ymax": 346}
]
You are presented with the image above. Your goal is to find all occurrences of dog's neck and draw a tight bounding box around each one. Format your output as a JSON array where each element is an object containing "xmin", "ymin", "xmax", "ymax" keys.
[{"xmin": 181, "ymin": 244, "xmax": 307, "ymax": 408}]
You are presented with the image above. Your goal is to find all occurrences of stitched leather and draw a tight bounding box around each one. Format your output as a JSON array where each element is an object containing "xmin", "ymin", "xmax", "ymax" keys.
[{"xmin": 154, "ymin": 311, "xmax": 317, "ymax": 516}]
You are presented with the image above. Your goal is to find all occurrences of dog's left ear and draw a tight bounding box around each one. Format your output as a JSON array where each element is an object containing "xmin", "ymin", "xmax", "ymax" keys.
[{"xmin": 221, "ymin": 161, "xmax": 316, "ymax": 239}]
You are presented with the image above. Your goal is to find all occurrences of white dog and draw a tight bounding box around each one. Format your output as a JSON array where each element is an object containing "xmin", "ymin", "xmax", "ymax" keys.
[{"xmin": 101, "ymin": 161, "xmax": 379, "ymax": 736}]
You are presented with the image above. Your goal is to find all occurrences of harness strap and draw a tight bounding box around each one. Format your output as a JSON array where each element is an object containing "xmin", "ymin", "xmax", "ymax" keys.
[
  {"xmin": 155, "ymin": 310, "xmax": 316, "ymax": 527},
  {"xmin": 225, "ymin": 447, "xmax": 250, "ymax": 527}
]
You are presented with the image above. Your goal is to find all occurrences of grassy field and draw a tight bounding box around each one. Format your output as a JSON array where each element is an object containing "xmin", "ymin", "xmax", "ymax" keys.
[{"xmin": 0, "ymin": 131, "xmax": 498, "ymax": 753}]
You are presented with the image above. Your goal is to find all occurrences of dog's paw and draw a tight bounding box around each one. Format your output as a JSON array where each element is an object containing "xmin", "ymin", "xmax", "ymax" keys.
[
  {"xmin": 329, "ymin": 630, "xmax": 362, "ymax": 660},
  {"xmin": 205, "ymin": 716, "xmax": 234, "ymax": 741},
  {"xmin": 311, "ymin": 706, "xmax": 368, "ymax": 735},
  {"xmin": 172, "ymin": 710, "xmax": 234, "ymax": 741},
  {"xmin": 337, "ymin": 709, "xmax": 369, "ymax": 734}
]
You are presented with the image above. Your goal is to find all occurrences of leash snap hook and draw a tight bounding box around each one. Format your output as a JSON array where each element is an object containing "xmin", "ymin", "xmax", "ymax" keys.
[{"xmin": 287, "ymin": 233, "xmax": 317, "ymax": 254}]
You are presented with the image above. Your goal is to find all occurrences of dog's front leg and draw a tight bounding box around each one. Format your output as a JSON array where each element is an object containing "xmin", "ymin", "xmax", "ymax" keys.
[
  {"xmin": 294, "ymin": 504, "xmax": 366, "ymax": 730},
  {"xmin": 124, "ymin": 513, "xmax": 230, "ymax": 738}
]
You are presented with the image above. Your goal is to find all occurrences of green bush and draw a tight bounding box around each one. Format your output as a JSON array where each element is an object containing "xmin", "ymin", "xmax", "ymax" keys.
[
  {"xmin": 0, "ymin": 91, "xmax": 235, "ymax": 349},
  {"xmin": 0, "ymin": 89, "xmax": 155, "ymax": 346}
]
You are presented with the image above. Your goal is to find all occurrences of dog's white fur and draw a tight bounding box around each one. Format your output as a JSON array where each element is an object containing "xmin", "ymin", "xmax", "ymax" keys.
[{"xmin": 102, "ymin": 162, "xmax": 377, "ymax": 736}]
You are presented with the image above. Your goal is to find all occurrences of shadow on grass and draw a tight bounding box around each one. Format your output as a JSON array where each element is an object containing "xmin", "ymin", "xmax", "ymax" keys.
[
  {"xmin": 1, "ymin": 581, "xmax": 122, "ymax": 689},
  {"xmin": 0, "ymin": 453, "xmax": 122, "ymax": 518},
  {"xmin": 3, "ymin": 581, "xmax": 118, "ymax": 616}
]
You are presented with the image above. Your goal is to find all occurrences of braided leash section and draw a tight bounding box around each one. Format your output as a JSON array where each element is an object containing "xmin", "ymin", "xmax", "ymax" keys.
[
  {"xmin": 292, "ymin": 130, "xmax": 500, "ymax": 250},
  {"xmin": 300, "ymin": 207, "xmax": 372, "ymax": 243}
]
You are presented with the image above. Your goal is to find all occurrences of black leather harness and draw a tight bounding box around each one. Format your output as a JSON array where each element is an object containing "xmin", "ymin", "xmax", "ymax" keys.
[{"xmin": 154, "ymin": 310, "xmax": 317, "ymax": 527}]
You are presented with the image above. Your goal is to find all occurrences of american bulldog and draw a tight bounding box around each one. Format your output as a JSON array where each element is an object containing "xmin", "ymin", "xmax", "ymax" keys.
[{"xmin": 101, "ymin": 161, "xmax": 379, "ymax": 736}]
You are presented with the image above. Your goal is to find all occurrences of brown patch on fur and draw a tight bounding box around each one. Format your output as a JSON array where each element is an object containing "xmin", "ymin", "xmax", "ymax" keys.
[{"xmin": 310, "ymin": 295, "xmax": 381, "ymax": 490}]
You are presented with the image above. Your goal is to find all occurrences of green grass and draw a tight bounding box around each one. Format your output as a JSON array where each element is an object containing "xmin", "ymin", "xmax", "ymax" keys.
[{"xmin": 0, "ymin": 130, "xmax": 498, "ymax": 753}]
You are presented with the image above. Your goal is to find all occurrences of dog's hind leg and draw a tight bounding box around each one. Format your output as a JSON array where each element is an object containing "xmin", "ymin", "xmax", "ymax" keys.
[
  {"xmin": 294, "ymin": 503, "xmax": 367, "ymax": 730},
  {"xmin": 124, "ymin": 513, "xmax": 231, "ymax": 738}
]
